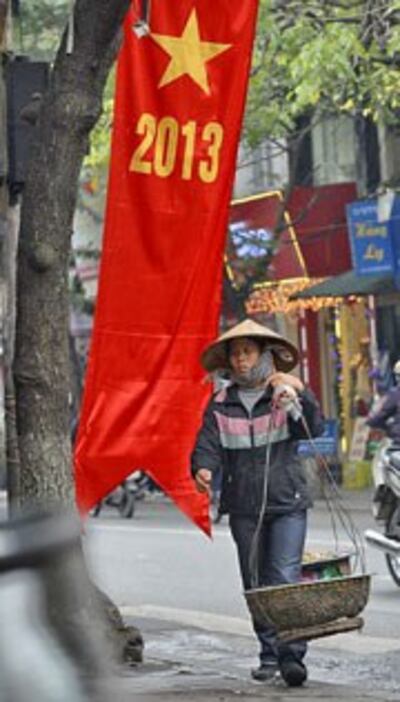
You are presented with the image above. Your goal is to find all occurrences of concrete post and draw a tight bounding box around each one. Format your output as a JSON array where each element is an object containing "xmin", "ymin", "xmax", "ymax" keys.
[{"xmin": 0, "ymin": 1, "xmax": 8, "ymax": 489}]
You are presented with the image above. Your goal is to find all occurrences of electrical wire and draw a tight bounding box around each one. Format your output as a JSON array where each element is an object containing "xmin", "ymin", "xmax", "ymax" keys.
[
  {"xmin": 248, "ymin": 402, "xmax": 367, "ymax": 592},
  {"xmin": 249, "ymin": 412, "xmax": 274, "ymax": 589},
  {"xmin": 299, "ymin": 413, "xmax": 367, "ymax": 574},
  {"xmin": 132, "ymin": 0, "xmax": 152, "ymax": 32}
]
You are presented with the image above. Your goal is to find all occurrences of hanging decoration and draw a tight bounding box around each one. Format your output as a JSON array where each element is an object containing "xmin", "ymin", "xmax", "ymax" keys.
[
  {"xmin": 133, "ymin": 0, "xmax": 152, "ymax": 37},
  {"xmin": 245, "ymin": 277, "xmax": 350, "ymax": 315},
  {"xmin": 74, "ymin": 0, "xmax": 260, "ymax": 534}
]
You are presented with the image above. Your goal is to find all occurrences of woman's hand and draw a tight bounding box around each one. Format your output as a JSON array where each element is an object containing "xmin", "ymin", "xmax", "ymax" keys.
[
  {"xmin": 266, "ymin": 372, "xmax": 304, "ymax": 393},
  {"xmin": 194, "ymin": 468, "xmax": 212, "ymax": 496},
  {"xmin": 267, "ymin": 373, "xmax": 304, "ymax": 415}
]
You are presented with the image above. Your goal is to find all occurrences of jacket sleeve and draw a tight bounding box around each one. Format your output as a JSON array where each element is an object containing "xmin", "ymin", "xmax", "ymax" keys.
[
  {"xmin": 288, "ymin": 388, "xmax": 325, "ymax": 440},
  {"xmin": 191, "ymin": 400, "xmax": 222, "ymax": 477},
  {"xmin": 367, "ymin": 392, "xmax": 397, "ymax": 430}
]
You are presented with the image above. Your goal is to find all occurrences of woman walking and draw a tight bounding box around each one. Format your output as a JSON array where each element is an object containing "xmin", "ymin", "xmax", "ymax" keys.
[{"xmin": 192, "ymin": 319, "xmax": 324, "ymax": 687}]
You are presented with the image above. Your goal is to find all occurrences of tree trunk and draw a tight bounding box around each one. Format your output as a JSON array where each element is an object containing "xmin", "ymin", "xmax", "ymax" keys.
[
  {"xmin": 9, "ymin": 0, "xmax": 144, "ymax": 669},
  {"xmin": 13, "ymin": 0, "xmax": 131, "ymax": 509}
]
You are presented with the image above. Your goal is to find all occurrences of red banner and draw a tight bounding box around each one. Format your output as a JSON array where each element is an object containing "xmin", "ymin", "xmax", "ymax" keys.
[{"xmin": 75, "ymin": 0, "xmax": 259, "ymax": 534}]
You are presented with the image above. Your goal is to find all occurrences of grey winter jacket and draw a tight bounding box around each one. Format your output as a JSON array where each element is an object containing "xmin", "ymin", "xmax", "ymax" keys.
[{"xmin": 191, "ymin": 383, "xmax": 324, "ymax": 517}]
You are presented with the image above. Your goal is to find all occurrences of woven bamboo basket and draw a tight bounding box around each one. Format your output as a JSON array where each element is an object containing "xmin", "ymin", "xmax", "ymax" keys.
[{"xmin": 245, "ymin": 574, "xmax": 370, "ymax": 635}]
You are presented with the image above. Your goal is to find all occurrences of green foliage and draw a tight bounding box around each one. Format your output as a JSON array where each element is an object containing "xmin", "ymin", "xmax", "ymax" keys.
[
  {"xmin": 16, "ymin": 0, "xmax": 113, "ymax": 185},
  {"xmin": 22, "ymin": 2, "xmax": 400, "ymax": 183},
  {"xmin": 245, "ymin": 0, "xmax": 400, "ymax": 146},
  {"xmin": 16, "ymin": 0, "xmax": 69, "ymax": 60},
  {"xmin": 84, "ymin": 70, "xmax": 115, "ymax": 177},
  {"xmin": 19, "ymin": 1, "xmax": 400, "ymax": 160}
]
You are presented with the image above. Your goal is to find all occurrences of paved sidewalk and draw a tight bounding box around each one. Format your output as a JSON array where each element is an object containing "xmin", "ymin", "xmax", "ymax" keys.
[
  {"xmin": 108, "ymin": 671, "xmax": 394, "ymax": 702},
  {"xmin": 105, "ymin": 617, "xmax": 397, "ymax": 702}
]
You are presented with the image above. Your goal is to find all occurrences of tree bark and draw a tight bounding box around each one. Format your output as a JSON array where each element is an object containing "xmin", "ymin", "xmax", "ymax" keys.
[
  {"xmin": 13, "ymin": 0, "xmax": 131, "ymax": 509},
  {"xmin": 10, "ymin": 0, "xmax": 144, "ymax": 669}
]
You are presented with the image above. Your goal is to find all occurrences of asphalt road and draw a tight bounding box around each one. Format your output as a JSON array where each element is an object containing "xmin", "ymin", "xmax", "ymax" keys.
[
  {"xmin": 2, "ymin": 487, "xmax": 398, "ymax": 646},
  {"xmin": 84, "ymin": 495, "xmax": 400, "ymax": 647}
]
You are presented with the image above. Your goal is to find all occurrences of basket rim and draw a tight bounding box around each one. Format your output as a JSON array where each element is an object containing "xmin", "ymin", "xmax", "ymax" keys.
[
  {"xmin": 302, "ymin": 550, "xmax": 355, "ymax": 567},
  {"xmin": 244, "ymin": 572, "xmax": 371, "ymax": 596}
]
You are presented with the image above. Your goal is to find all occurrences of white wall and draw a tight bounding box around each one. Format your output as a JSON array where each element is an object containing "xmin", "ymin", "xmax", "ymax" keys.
[
  {"xmin": 312, "ymin": 115, "xmax": 357, "ymax": 186},
  {"xmin": 233, "ymin": 139, "xmax": 289, "ymax": 199},
  {"xmin": 378, "ymin": 123, "xmax": 400, "ymax": 185}
]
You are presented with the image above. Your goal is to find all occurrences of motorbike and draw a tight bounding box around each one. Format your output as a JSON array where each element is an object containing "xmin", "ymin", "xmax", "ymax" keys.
[
  {"xmin": 91, "ymin": 471, "xmax": 155, "ymax": 519},
  {"xmin": 365, "ymin": 439, "xmax": 400, "ymax": 586}
]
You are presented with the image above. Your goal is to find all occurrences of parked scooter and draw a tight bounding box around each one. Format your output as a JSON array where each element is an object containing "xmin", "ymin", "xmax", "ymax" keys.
[
  {"xmin": 365, "ymin": 440, "xmax": 400, "ymax": 586},
  {"xmin": 91, "ymin": 479, "xmax": 136, "ymax": 519},
  {"xmin": 91, "ymin": 471, "xmax": 155, "ymax": 519}
]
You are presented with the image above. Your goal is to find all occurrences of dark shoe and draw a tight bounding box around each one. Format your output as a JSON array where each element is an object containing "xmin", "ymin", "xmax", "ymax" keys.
[
  {"xmin": 280, "ymin": 659, "xmax": 307, "ymax": 687},
  {"xmin": 251, "ymin": 662, "xmax": 278, "ymax": 682}
]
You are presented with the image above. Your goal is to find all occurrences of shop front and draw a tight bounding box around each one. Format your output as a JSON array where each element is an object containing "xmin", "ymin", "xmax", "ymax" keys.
[
  {"xmin": 224, "ymin": 183, "xmax": 360, "ymax": 487},
  {"xmin": 293, "ymin": 192, "xmax": 400, "ymax": 488},
  {"xmin": 294, "ymin": 270, "xmax": 397, "ymax": 487},
  {"xmin": 225, "ymin": 182, "xmax": 357, "ymax": 402}
]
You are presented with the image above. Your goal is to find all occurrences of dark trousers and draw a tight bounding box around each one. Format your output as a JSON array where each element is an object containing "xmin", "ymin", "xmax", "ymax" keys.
[{"xmin": 229, "ymin": 511, "xmax": 307, "ymax": 665}]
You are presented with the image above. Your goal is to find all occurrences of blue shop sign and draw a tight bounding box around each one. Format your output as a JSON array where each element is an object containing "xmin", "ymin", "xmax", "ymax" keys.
[
  {"xmin": 346, "ymin": 199, "xmax": 395, "ymax": 276},
  {"xmin": 297, "ymin": 419, "xmax": 338, "ymax": 458},
  {"xmin": 389, "ymin": 196, "xmax": 400, "ymax": 274}
]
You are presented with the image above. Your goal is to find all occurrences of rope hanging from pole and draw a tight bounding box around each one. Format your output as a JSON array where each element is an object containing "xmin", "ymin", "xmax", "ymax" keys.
[
  {"xmin": 142, "ymin": 0, "xmax": 151, "ymax": 23},
  {"xmin": 133, "ymin": 0, "xmax": 151, "ymax": 38}
]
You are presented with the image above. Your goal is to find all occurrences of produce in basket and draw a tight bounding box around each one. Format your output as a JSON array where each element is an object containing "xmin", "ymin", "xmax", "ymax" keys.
[{"xmin": 301, "ymin": 551, "xmax": 352, "ymax": 582}]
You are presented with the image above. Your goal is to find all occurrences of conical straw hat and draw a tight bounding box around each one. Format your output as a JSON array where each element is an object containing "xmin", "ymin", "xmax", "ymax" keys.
[{"xmin": 201, "ymin": 318, "xmax": 299, "ymax": 373}]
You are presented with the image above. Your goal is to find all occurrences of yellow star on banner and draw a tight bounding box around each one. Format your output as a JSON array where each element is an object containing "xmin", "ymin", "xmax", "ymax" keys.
[{"xmin": 151, "ymin": 9, "xmax": 232, "ymax": 95}]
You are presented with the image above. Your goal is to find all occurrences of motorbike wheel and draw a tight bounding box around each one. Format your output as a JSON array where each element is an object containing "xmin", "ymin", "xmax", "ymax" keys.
[
  {"xmin": 385, "ymin": 505, "xmax": 400, "ymax": 587},
  {"xmin": 118, "ymin": 490, "xmax": 135, "ymax": 519},
  {"xmin": 91, "ymin": 501, "xmax": 103, "ymax": 517}
]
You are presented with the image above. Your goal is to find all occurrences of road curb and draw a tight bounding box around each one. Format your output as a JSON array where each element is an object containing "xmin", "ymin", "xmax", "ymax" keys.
[{"xmin": 121, "ymin": 607, "xmax": 400, "ymax": 655}]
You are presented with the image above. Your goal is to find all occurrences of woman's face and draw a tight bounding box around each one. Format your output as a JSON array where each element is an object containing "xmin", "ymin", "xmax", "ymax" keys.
[{"xmin": 228, "ymin": 338, "xmax": 261, "ymax": 376}]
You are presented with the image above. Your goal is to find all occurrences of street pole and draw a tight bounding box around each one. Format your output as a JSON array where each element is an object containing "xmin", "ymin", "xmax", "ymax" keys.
[
  {"xmin": 367, "ymin": 294, "xmax": 379, "ymax": 401},
  {"xmin": 0, "ymin": 0, "xmax": 21, "ymax": 512},
  {"xmin": 0, "ymin": 1, "xmax": 9, "ymax": 494}
]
